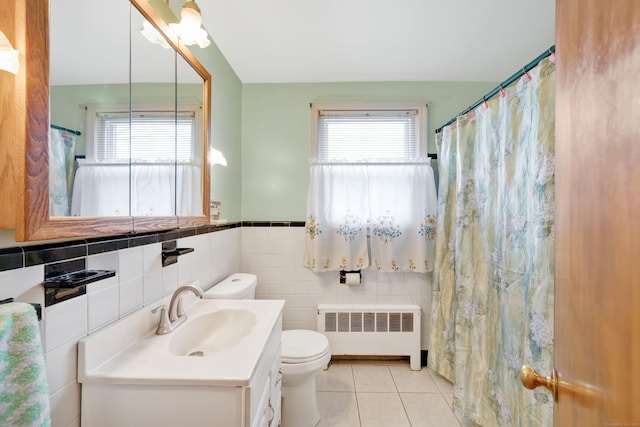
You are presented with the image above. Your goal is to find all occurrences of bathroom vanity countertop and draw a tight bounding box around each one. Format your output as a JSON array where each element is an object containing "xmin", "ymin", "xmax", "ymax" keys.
[{"xmin": 78, "ymin": 298, "xmax": 285, "ymax": 387}]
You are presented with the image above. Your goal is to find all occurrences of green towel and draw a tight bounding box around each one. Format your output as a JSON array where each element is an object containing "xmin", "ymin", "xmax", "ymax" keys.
[{"xmin": 0, "ymin": 302, "xmax": 50, "ymax": 426}]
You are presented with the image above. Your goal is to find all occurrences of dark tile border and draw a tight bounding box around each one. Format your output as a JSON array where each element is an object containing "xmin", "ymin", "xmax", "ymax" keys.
[
  {"xmin": 179, "ymin": 228, "xmax": 196, "ymax": 238},
  {"xmin": 24, "ymin": 242, "xmax": 87, "ymax": 267},
  {"xmin": 157, "ymin": 230, "xmax": 181, "ymax": 243},
  {"xmin": 87, "ymin": 236, "xmax": 129, "ymax": 255},
  {"xmin": 0, "ymin": 247, "xmax": 23, "ymax": 272},
  {"xmin": 0, "ymin": 220, "xmax": 305, "ymax": 273},
  {"xmin": 241, "ymin": 221, "xmax": 305, "ymax": 227},
  {"xmin": 129, "ymin": 232, "xmax": 159, "ymax": 248}
]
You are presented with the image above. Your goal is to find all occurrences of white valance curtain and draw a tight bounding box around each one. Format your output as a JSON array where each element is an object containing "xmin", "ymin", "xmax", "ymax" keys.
[
  {"xmin": 71, "ymin": 161, "xmax": 202, "ymax": 216},
  {"xmin": 303, "ymin": 163, "xmax": 437, "ymax": 273}
]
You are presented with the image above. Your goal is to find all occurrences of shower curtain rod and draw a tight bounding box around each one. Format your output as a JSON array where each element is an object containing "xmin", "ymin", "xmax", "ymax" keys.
[
  {"xmin": 51, "ymin": 124, "xmax": 81, "ymax": 136},
  {"xmin": 435, "ymin": 45, "xmax": 555, "ymax": 134}
]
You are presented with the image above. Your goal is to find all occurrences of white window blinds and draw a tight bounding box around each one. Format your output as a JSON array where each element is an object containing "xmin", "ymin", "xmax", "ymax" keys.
[
  {"xmin": 95, "ymin": 111, "xmax": 196, "ymax": 162},
  {"xmin": 318, "ymin": 109, "xmax": 420, "ymax": 162}
]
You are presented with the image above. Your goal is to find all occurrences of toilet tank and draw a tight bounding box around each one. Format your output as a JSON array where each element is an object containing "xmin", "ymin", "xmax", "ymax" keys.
[{"xmin": 203, "ymin": 273, "xmax": 257, "ymax": 299}]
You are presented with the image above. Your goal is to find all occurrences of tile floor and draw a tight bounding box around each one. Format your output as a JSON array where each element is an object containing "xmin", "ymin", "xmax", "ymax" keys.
[{"xmin": 315, "ymin": 359, "xmax": 478, "ymax": 427}]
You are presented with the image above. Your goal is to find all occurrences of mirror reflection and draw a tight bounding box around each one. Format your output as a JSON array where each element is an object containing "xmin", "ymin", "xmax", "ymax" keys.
[
  {"xmin": 175, "ymin": 53, "xmax": 205, "ymax": 217},
  {"xmin": 48, "ymin": 0, "xmax": 204, "ymax": 218}
]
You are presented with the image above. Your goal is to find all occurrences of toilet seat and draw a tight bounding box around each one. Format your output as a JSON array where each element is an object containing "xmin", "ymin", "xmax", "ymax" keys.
[{"xmin": 281, "ymin": 330, "xmax": 330, "ymax": 364}]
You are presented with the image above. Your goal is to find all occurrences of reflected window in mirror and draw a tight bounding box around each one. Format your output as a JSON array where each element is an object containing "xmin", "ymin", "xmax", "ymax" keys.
[{"xmin": 71, "ymin": 102, "xmax": 203, "ymax": 217}]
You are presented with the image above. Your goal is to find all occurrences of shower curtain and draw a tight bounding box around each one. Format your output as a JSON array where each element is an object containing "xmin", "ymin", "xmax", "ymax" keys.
[
  {"xmin": 429, "ymin": 58, "xmax": 555, "ymax": 426},
  {"xmin": 49, "ymin": 128, "xmax": 77, "ymax": 216}
]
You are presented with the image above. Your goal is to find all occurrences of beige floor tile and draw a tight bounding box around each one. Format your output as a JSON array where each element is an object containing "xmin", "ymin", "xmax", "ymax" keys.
[
  {"xmin": 357, "ymin": 392, "xmax": 410, "ymax": 427},
  {"xmin": 388, "ymin": 365, "xmax": 440, "ymax": 393},
  {"xmin": 317, "ymin": 392, "xmax": 360, "ymax": 427},
  {"xmin": 426, "ymin": 368, "xmax": 455, "ymax": 393},
  {"xmin": 400, "ymin": 393, "xmax": 461, "ymax": 427},
  {"xmin": 317, "ymin": 364, "xmax": 355, "ymax": 392},
  {"xmin": 352, "ymin": 365, "xmax": 397, "ymax": 392}
]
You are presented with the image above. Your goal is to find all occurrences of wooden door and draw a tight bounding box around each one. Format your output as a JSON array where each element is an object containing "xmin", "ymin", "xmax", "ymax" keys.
[{"xmin": 553, "ymin": 0, "xmax": 640, "ymax": 424}]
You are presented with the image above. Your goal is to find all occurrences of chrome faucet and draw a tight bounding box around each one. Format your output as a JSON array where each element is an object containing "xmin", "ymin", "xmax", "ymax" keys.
[{"xmin": 152, "ymin": 283, "xmax": 204, "ymax": 335}]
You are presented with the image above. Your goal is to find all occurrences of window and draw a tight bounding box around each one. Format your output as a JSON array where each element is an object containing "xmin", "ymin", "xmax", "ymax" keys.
[
  {"xmin": 311, "ymin": 101, "xmax": 427, "ymax": 162},
  {"xmin": 304, "ymin": 101, "xmax": 437, "ymax": 274},
  {"xmin": 85, "ymin": 102, "xmax": 203, "ymax": 163}
]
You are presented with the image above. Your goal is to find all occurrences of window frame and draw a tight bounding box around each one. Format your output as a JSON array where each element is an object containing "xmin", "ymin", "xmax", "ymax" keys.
[{"xmin": 310, "ymin": 101, "xmax": 428, "ymax": 162}]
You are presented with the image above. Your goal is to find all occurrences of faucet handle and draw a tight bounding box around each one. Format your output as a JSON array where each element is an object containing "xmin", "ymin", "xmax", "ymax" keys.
[
  {"xmin": 152, "ymin": 305, "xmax": 173, "ymax": 335},
  {"xmin": 176, "ymin": 297, "xmax": 185, "ymax": 320}
]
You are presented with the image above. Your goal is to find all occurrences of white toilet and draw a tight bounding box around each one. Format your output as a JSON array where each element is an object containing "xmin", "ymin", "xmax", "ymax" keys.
[{"xmin": 204, "ymin": 273, "xmax": 331, "ymax": 427}]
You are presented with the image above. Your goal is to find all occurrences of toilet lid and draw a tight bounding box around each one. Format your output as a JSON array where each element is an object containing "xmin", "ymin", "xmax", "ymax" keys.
[{"xmin": 281, "ymin": 330, "xmax": 330, "ymax": 364}]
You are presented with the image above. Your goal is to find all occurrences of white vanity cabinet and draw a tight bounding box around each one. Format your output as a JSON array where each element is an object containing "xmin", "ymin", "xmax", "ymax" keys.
[
  {"xmin": 78, "ymin": 299, "xmax": 284, "ymax": 427},
  {"xmin": 247, "ymin": 322, "xmax": 282, "ymax": 427}
]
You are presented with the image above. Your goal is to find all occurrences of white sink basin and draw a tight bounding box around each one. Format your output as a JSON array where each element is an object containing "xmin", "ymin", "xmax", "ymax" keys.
[
  {"xmin": 78, "ymin": 298, "xmax": 285, "ymax": 386},
  {"xmin": 169, "ymin": 309, "xmax": 256, "ymax": 356}
]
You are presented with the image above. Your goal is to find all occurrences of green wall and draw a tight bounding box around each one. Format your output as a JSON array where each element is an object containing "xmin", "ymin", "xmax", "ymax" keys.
[
  {"xmin": 192, "ymin": 41, "xmax": 243, "ymax": 221},
  {"xmin": 241, "ymin": 81, "xmax": 497, "ymax": 221}
]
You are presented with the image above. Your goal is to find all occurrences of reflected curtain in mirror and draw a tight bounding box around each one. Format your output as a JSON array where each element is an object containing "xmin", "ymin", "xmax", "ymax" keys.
[{"xmin": 49, "ymin": 127, "xmax": 77, "ymax": 216}]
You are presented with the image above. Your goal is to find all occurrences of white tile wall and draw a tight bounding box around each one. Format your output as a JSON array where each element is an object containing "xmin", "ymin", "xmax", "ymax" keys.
[
  {"xmin": 0, "ymin": 227, "xmax": 241, "ymax": 427},
  {"xmin": 142, "ymin": 243, "xmax": 163, "ymax": 304},
  {"xmin": 44, "ymin": 296, "xmax": 88, "ymax": 353},
  {"xmin": 49, "ymin": 381, "xmax": 81, "ymax": 427},
  {"xmin": 241, "ymin": 226, "xmax": 433, "ymax": 348},
  {"xmin": 44, "ymin": 340, "xmax": 78, "ymax": 394},
  {"xmin": 117, "ymin": 247, "xmax": 144, "ymax": 282},
  {"xmin": 119, "ymin": 276, "xmax": 144, "ymax": 316},
  {"xmin": 0, "ymin": 264, "xmax": 45, "ymax": 307},
  {"xmin": 86, "ymin": 276, "xmax": 119, "ymax": 333}
]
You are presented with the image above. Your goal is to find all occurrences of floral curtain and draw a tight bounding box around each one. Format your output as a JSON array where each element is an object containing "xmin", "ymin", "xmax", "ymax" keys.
[
  {"xmin": 429, "ymin": 57, "xmax": 555, "ymax": 426},
  {"xmin": 304, "ymin": 163, "xmax": 437, "ymax": 273}
]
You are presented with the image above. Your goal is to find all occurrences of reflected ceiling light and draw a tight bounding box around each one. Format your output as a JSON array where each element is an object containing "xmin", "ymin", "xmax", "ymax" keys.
[
  {"xmin": 209, "ymin": 148, "xmax": 227, "ymax": 167},
  {"xmin": 169, "ymin": 1, "xmax": 211, "ymax": 48},
  {"xmin": 140, "ymin": 20, "xmax": 172, "ymax": 49},
  {"xmin": 0, "ymin": 30, "xmax": 19, "ymax": 74}
]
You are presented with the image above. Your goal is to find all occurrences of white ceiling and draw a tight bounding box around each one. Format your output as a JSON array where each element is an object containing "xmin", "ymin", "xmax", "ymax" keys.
[
  {"xmin": 50, "ymin": 0, "xmax": 556, "ymax": 86},
  {"xmin": 198, "ymin": 0, "xmax": 556, "ymax": 83}
]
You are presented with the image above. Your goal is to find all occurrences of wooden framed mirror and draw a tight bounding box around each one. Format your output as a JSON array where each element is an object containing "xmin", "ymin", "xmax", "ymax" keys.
[{"xmin": 1, "ymin": 0, "xmax": 210, "ymax": 241}]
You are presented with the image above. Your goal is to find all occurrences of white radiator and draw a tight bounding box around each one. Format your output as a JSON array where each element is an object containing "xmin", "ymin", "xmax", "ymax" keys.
[{"xmin": 317, "ymin": 304, "xmax": 422, "ymax": 370}]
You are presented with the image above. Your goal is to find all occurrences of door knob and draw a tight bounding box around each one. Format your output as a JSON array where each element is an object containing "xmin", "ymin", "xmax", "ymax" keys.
[{"xmin": 520, "ymin": 365, "xmax": 558, "ymax": 402}]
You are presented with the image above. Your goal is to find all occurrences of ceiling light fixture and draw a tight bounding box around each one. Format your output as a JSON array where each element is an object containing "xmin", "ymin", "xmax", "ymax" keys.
[
  {"xmin": 169, "ymin": 1, "xmax": 211, "ymax": 48},
  {"xmin": 0, "ymin": 30, "xmax": 19, "ymax": 74}
]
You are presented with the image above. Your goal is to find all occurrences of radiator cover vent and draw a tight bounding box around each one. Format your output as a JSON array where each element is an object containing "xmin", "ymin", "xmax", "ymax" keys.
[
  {"xmin": 318, "ymin": 304, "xmax": 422, "ymax": 370},
  {"xmin": 324, "ymin": 311, "xmax": 414, "ymax": 333}
]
